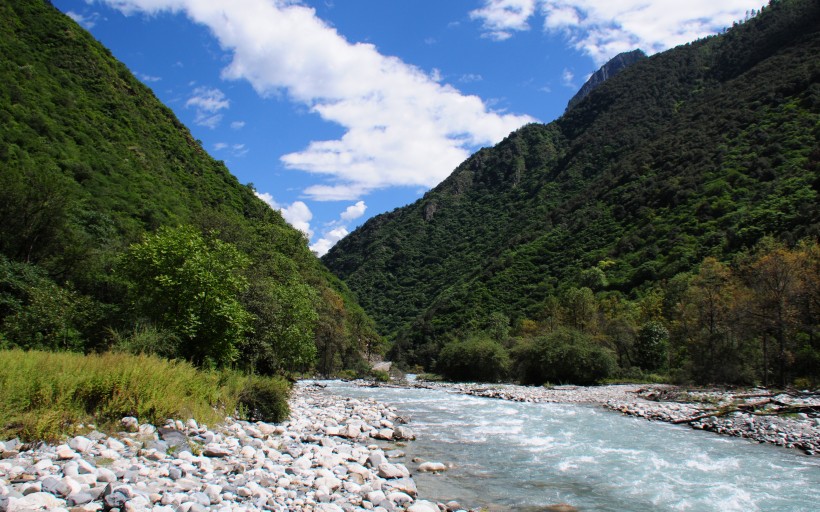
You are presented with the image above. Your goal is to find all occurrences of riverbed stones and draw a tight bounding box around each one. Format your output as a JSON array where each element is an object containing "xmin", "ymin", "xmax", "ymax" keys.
[
  {"xmin": 417, "ymin": 462, "xmax": 447, "ymax": 473},
  {"xmin": 0, "ymin": 382, "xmax": 475, "ymax": 512}
]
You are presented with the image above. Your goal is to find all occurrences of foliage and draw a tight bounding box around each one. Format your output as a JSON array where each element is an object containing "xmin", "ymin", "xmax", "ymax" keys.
[
  {"xmin": 0, "ymin": 349, "xmax": 288, "ymax": 441},
  {"xmin": 0, "ymin": 255, "xmax": 105, "ymax": 352},
  {"xmin": 437, "ymin": 335, "xmax": 510, "ymax": 382},
  {"xmin": 323, "ymin": 0, "xmax": 820, "ymax": 385},
  {"xmin": 119, "ymin": 226, "xmax": 251, "ymax": 367},
  {"xmin": 0, "ymin": 0, "xmax": 382, "ymax": 374},
  {"xmin": 371, "ymin": 369, "xmax": 390, "ymax": 383},
  {"xmin": 634, "ymin": 321, "xmax": 669, "ymax": 372},
  {"xmin": 512, "ymin": 328, "xmax": 617, "ymax": 385},
  {"xmin": 237, "ymin": 376, "xmax": 291, "ymax": 423}
]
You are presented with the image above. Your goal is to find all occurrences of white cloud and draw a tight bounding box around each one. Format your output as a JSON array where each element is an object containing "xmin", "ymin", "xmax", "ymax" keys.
[
  {"xmin": 214, "ymin": 142, "xmax": 228, "ymax": 150},
  {"xmin": 340, "ymin": 200, "xmax": 366, "ymax": 221},
  {"xmin": 309, "ymin": 200, "xmax": 368, "ymax": 255},
  {"xmin": 102, "ymin": 0, "xmax": 534, "ymax": 201},
  {"xmin": 230, "ymin": 120, "xmax": 246, "ymax": 130},
  {"xmin": 67, "ymin": 11, "xmax": 101, "ymax": 29},
  {"xmin": 561, "ymin": 68, "xmax": 575, "ymax": 87},
  {"xmin": 310, "ymin": 226, "xmax": 348, "ymax": 257},
  {"xmin": 255, "ymin": 191, "xmax": 314, "ymax": 239},
  {"xmin": 471, "ymin": 0, "xmax": 759, "ymax": 64},
  {"xmin": 138, "ymin": 73, "xmax": 162, "ymax": 82},
  {"xmin": 254, "ymin": 194, "xmax": 365, "ymax": 255},
  {"xmin": 469, "ymin": 0, "xmax": 537, "ymax": 41},
  {"xmin": 232, "ymin": 143, "xmax": 248, "ymax": 157},
  {"xmin": 255, "ymin": 191, "xmax": 277, "ymax": 208},
  {"xmin": 459, "ymin": 73, "xmax": 484, "ymax": 83},
  {"xmin": 186, "ymin": 86, "xmax": 229, "ymax": 128},
  {"xmin": 280, "ymin": 201, "xmax": 314, "ymax": 238}
]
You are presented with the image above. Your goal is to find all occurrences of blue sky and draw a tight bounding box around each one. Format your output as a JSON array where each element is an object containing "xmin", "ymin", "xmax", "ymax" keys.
[{"xmin": 54, "ymin": 0, "xmax": 760, "ymax": 255}]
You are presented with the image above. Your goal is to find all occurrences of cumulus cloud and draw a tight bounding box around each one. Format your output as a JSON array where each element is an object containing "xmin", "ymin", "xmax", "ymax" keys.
[
  {"xmin": 340, "ymin": 200, "xmax": 366, "ymax": 221},
  {"xmin": 310, "ymin": 227, "xmax": 348, "ymax": 257},
  {"xmin": 308, "ymin": 200, "xmax": 368, "ymax": 256},
  {"xmin": 255, "ymin": 191, "xmax": 314, "ymax": 239},
  {"xmin": 186, "ymin": 86, "xmax": 229, "ymax": 128},
  {"xmin": 102, "ymin": 0, "xmax": 534, "ymax": 200},
  {"xmin": 280, "ymin": 201, "xmax": 314, "ymax": 238},
  {"xmin": 469, "ymin": 0, "xmax": 537, "ymax": 41},
  {"xmin": 471, "ymin": 0, "xmax": 759, "ymax": 64}
]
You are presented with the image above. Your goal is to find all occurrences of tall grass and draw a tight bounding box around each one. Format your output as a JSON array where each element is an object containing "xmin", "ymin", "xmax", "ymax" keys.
[{"xmin": 0, "ymin": 350, "xmax": 291, "ymax": 441}]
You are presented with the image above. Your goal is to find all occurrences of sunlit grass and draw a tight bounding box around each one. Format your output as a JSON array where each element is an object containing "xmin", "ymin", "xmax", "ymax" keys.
[{"xmin": 0, "ymin": 349, "xmax": 290, "ymax": 441}]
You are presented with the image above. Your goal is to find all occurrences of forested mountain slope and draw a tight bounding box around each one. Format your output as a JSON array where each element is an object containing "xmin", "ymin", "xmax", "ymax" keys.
[
  {"xmin": 0, "ymin": 0, "xmax": 380, "ymax": 375},
  {"xmin": 323, "ymin": 0, "xmax": 819, "ymax": 380}
]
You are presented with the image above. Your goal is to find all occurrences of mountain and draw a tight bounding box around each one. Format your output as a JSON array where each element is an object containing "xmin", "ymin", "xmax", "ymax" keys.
[
  {"xmin": 566, "ymin": 49, "xmax": 646, "ymax": 111},
  {"xmin": 322, "ymin": 0, "xmax": 820, "ymax": 377},
  {"xmin": 0, "ymin": 0, "xmax": 380, "ymax": 375}
]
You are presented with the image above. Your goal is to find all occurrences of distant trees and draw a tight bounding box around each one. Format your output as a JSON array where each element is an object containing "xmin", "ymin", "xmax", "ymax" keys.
[{"xmin": 432, "ymin": 238, "xmax": 819, "ymax": 387}]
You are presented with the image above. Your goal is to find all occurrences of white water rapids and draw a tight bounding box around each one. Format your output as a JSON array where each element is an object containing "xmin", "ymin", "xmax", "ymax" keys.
[{"xmin": 319, "ymin": 380, "xmax": 820, "ymax": 511}]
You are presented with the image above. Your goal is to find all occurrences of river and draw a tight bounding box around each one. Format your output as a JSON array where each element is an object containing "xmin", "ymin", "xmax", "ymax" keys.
[{"xmin": 318, "ymin": 380, "xmax": 820, "ymax": 511}]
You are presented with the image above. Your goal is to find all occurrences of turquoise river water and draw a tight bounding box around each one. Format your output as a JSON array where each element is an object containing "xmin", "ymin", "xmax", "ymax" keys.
[{"xmin": 319, "ymin": 380, "xmax": 819, "ymax": 512}]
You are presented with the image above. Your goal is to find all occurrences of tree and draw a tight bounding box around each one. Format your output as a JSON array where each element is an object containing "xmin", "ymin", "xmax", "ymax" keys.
[
  {"xmin": 563, "ymin": 287, "xmax": 598, "ymax": 333},
  {"xmin": 634, "ymin": 320, "xmax": 669, "ymax": 372},
  {"xmin": 241, "ymin": 275, "xmax": 318, "ymax": 375},
  {"xmin": 314, "ymin": 287, "xmax": 346, "ymax": 377},
  {"xmin": 743, "ymin": 240, "xmax": 810, "ymax": 386},
  {"xmin": 119, "ymin": 225, "xmax": 251, "ymax": 368}
]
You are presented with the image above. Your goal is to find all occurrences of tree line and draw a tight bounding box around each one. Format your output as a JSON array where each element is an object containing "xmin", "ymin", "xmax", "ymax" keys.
[{"xmin": 435, "ymin": 238, "xmax": 819, "ymax": 387}]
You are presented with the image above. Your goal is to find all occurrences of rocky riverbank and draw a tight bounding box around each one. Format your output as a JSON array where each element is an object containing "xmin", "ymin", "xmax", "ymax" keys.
[
  {"xmin": 0, "ymin": 383, "xmax": 460, "ymax": 512},
  {"xmin": 407, "ymin": 380, "xmax": 820, "ymax": 455}
]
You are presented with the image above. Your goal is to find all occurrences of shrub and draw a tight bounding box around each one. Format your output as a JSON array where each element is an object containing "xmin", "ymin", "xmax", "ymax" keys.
[
  {"xmin": 371, "ymin": 369, "xmax": 390, "ymax": 382},
  {"xmin": 512, "ymin": 328, "xmax": 616, "ymax": 385},
  {"xmin": 237, "ymin": 376, "xmax": 291, "ymax": 423},
  {"xmin": 437, "ymin": 335, "xmax": 510, "ymax": 382}
]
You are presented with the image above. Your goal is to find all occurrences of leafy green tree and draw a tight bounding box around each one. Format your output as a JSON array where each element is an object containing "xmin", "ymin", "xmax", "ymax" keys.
[
  {"xmin": 437, "ymin": 335, "xmax": 510, "ymax": 382},
  {"xmin": 241, "ymin": 276, "xmax": 318, "ymax": 375},
  {"xmin": 563, "ymin": 287, "xmax": 598, "ymax": 333},
  {"xmin": 634, "ymin": 320, "xmax": 669, "ymax": 372},
  {"xmin": 119, "ymin": 226, "xmax": 251, "ymax": 367}
]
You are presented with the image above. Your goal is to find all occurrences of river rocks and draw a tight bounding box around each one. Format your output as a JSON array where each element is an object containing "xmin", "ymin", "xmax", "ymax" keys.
[
  {"xmin": 0, "ymin": 382, "xmax": 476, "ymax": 512},
  {"xmin": 120, "ymin": 417, "xmax": 139, "ymax": 433},
  {"xmin": 605, "ymin": 387, "xmax": 820, "ymax": 455},
  {"xmin": 417, "ymin": 462, "xmax": 447, "ymax": 473},
  {"xmin": 393, "ymin": 426, "xmax": 416, "ymax": 441}
]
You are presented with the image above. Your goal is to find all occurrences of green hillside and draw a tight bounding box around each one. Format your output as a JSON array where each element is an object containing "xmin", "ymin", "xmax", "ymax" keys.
[
  {"xmin": 323, "ymin": 0, "xmax": 820, "ymax": 385},
  {"xmin": 0, "ymin": 0, "xmax": 380, "ymax": 375}
]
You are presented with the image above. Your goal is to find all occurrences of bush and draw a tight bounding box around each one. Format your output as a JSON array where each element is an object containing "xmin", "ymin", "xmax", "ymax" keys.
[
  {"xmin": 371, "ymin": 369, "xmax": 390, "ymax": 382},
  {"xmin": 237, "ymin": 377, "xmax": 291, "ymax": 423},
  {"xmin": 437, "ymin": 335, "xmax": 510, "ymax": 382},
  {"xmin": 512, "ymin": 328, "xmax": 616, "ymax": 385}
]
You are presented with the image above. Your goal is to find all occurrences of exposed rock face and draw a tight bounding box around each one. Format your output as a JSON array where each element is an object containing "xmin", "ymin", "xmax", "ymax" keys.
[{"xmin": 566, "ymin": 49, "xmax": 647, "ymax": 111}]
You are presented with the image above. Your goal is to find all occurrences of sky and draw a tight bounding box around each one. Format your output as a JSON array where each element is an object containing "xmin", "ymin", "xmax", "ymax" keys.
[{"xmin": 54, "ymin": 0, "xmax": 762, "ymax": 256}]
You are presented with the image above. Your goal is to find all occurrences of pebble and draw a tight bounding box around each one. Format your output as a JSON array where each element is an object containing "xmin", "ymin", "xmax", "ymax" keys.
[{"xmin": 0, "ymin": 383, "xmax": 472, "ymax": 512}]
